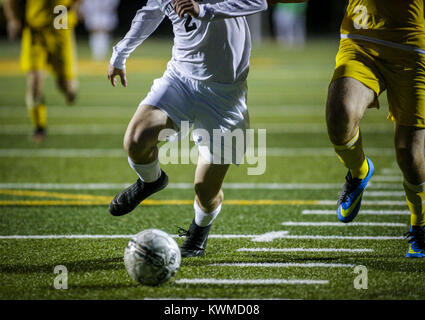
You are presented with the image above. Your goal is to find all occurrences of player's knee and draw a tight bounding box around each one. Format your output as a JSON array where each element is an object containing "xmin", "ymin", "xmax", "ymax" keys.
[
  {"xmin": 124, "ymin": 126, "xmax": 158, "ymax": 159},
  {"xmin": 326, "ymin": 100, "xmax": 359, "ymax": 144}
]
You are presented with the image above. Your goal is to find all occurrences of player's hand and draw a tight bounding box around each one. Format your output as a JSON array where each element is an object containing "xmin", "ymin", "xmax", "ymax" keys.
[
  {"xmin": 108, "ymin": 64, "xmax": 128, "ymax": 87},
  {"xmin": 7, "ymin": 19, "xmax": 22, "ymax": 41},
  {"xmin": 173, "ymin": 0, "xmax": 200, "ymax": 18}
]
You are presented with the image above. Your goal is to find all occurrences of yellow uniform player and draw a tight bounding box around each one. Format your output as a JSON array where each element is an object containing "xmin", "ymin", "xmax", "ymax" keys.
[
  {"xmin": 325, "ymin": 0, "xmax": 425, "ymax": 257},
  {"xmin": 4, "ymin": 0, "xmax": 80, "ymax": 142}
]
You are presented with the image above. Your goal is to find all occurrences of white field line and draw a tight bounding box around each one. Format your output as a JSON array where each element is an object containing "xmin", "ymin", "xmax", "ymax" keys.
[
  {"xmin": 381, "ymin": 168, "xmax": 401, "ymax": 175},
  {"xmin": 0, "ymin": 124, "xmax": 126, "ymax": 135},
  {"xmin": 364, "ymin": 191, "xmax": 405, "ymax": 197},
  {"xmin": 0, "ymin": 105, "xmax": 332, "ymax": 118},
  {"xmin": 253, "ymin": 123, "xmax": 393, "ymax": 134},
  {"xmin": 316, "ymin": 200, "xmax": 406, "ymax": 206},
  {"xmin": 174, "ymin": 279, "xmax": 329, "ymax": 285},
  {"xmin": 372, "ymin": 176, "xmax": 403, "ymax": 182},
  {"xmin": 281, "ymin": 222, "xmax": 406, "ymax": 227},
  {"xmin": 0, "ymin": 147, "xmax": 397, "ymax": 158},
  {"xmin": 0, "ymin": 123, "xmax": 394, "ymax": 135},
  {"xmin": 0, "ymin": 234, "xmax": 404, "ymax": 240},
  {"xmin": 265, "ymin": 148, "xmax": 395, "ymax": 157},
  {"xmin": 251, "ymin": 231, "xmax": 289, "ymax": 242},
  {"xmin": 0, "ymin": 182, "xmax": 404, "ymax": 190},
  {"xmin": 209, "ymin": 262, "xmax": 356, "ymax": 268},
  {"xmin": 280, "ymin": 235, "xmax": 403, "ymax": 240},
  {"xmin": 0, "ymin": 183, "xmax": 132, "ymax": 190},
  {"xmin": 302, "ymin": 209, "xmax": 410, "ymax": 215},
  {"xmin": 237, "ymin": 248, "xmax": 374, "ymax": 253},
  {"xmin": 0, "ymin": 149, "xmax": 125, "ymax": 158},
  {"xmin": 0, "ymin": 234, "xmax": 252, "ymax": 240}
]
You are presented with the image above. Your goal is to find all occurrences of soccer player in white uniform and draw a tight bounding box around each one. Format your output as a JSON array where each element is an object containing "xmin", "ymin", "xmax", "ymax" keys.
[
  {"xmin": 107, "ymin": 0, "xmax": 281, "ymax": 257},
  {"xmin": 80, "ymin": 0, "xmax": 120, "ymax": 60}
]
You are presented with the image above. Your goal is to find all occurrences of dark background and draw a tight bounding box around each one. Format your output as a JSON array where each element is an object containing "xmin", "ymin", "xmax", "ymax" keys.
[
  {"xmin": 111, "ymin": 0, "xmax": 347, "ymax": 37},
  {"xmin": 0, "ymin": 0, "xmax": 348, "ymax": 39}
]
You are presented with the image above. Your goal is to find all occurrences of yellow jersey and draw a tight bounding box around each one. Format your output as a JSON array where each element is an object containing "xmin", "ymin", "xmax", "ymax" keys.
[
  {"xmin": 25, "ymin": 0, "xmax": 77, "ymax": 29},
  {"xmin": 341, "ymin": 0, "xmax": 425, "ymax": 50}
]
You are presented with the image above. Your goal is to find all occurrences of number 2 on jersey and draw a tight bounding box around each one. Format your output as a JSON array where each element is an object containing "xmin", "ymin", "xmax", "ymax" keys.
[{"xmin": 185, "ymin": 16, "xmax": 197, "ymax": 32}]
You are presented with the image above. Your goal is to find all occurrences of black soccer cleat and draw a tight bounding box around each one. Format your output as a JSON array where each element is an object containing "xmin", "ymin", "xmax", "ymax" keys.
[
  {"xmin": 109, "ymin": 170, "xmax": 168, "ymax": 216},
  {"xmin": 178, "ymin": 220, "xmax": 212, "ymax": 258}
]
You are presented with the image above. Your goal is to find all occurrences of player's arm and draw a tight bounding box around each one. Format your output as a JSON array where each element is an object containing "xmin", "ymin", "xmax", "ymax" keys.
[
  {"xmin": 173, "ymin": 0, "xmax": 268, "ymax": 19},
  {"xmin": 173, "ymin": 0, "xmax": 309, "ymax": 18},
  {"xmin": 3, "ymin": 0, "xmax": 22, "ymax": 40},
  {"xmin": 108, "ymin": 0, "xmax": 165, "ymax": 87}
]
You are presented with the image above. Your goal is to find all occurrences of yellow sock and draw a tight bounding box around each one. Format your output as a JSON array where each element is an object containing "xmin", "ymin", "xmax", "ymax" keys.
[
  {"xmin": 28, "ymin": 103, "xmax": 47, "ymax": 130},
  {"xmin": 334, "ymin": 129, "xmax": 369, "ymax": 179},
  {"xmin": 404, "ymin": 181, "xmax": 425, "ymax": 227}
]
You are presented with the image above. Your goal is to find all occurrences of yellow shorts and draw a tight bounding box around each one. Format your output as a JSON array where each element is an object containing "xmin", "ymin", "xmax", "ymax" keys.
[
  {"xmin": 20, "ymin": 26, "xmax": 77, "ymax": 80},
  {"xmin": 331, "ymin": 38, "xmax": 425, "ymax": 128}
]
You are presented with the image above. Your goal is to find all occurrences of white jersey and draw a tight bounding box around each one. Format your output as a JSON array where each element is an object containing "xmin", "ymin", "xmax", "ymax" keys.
[{"xmin": 110, "ymin": 0, "xmax": 268, "ymax": 84}]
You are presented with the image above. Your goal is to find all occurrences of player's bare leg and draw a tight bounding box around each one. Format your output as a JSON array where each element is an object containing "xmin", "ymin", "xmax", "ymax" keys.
[
  {"xmin": 26, "ymin": 71, "xmax": 47, "ymax": 143},
  {"xmin": 395, "ymin": 125, "xmax": 425, "ymax": 257},
  {"xmin": 56, "ymin": 74, "xmax": 78, "ymax": 105},
  {"xmin": 179, "ymin": 155, "xmax": 229, "ymax": 257},
  {"xmin": 109, "ymin": 105, "xmax": 173, "ymax": 216},
  {"xmin": 326, "ymin": 77, "xmax": 376, "ymax": 222},
  {"xmin": 326, "ymin": 77, "xmax": 374, "ymax": 146},
  {"xmin": 124, "ymin": 105, "xmax": 173, "ymax": 165}
]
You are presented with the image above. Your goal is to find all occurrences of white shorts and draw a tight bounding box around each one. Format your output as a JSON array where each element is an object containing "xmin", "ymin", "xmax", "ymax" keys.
[{"xmin": 141, "ymin": 67, "xmax": 250, "ymax": 165}]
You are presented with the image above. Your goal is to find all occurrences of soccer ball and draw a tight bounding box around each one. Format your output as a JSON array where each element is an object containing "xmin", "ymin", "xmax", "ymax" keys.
[{"xmin": 124, "ymin": 229, "xmax": 181, "ymax": 286}]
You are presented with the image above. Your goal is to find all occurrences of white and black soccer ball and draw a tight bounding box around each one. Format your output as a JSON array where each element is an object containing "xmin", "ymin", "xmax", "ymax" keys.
[{"xmin": 124, "ymin": 229, "xmax": 181, "ymax": 286}]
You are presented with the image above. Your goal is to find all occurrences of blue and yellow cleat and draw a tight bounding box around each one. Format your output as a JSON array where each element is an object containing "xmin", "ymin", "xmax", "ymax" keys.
[
  {"xmin": 336, "ymin": 157, "xmax": 374, "ymax": 223},
  {"xmin": 405, "ymin": 226, "xmax": 425, "ymax": 258}
]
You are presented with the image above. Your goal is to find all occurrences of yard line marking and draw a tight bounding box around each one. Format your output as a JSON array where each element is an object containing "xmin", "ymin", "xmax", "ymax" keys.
[
  {"xmin": 0, "ymin": 149, "xmax": 125, "ymax": 158},
  {"xmin": 0, "ymin": 183, "xmax": 132, "ymax": 190},
  {"xmin": 373, "ymin": 176, "xmax": 403, "ymax": 182},
  {"xmin": 265, "ymin": 148, "xmax": 395, "ymax": 157},
  {"xmin": 0, "ymin": 123, "xmax": 394, "ymax": 135},
  {"xmin": 381, "ymin": 168, "xmax": 401, "ymax": 175},
  {"xmin": 251, "ymin": 231, "xmax": 289, "ymax": 242},
  {"xmin": 280, "ymin": 235, "xmax": 403, "ymax": 240},
  {"xmin": 0, "ymin": 234, "xmax": 403, "ymax": 240},
  {"xmin": 237, "ymin": 248, "xmax": 374, "ymax": 253},
  {"xmin": 364, "ymin": 191, "xmax": 405, "ymax": 197},
  {"xmin": 302, "ymin": 209, "xmax": 410, "ymax": 215},
  {"xmin": 0, "ymin": 147, "xmax": 397, "ymax": 158},
  {"xmin": 0, "ymin": 235, "xmax": 134, "ymax": 239},
  {"xmin": 0, "ymin": 124, "xmax": 126, "ymax": 135},
  {"xmin": 253, "ymin": 123, "xmax": 393, "ymax": 134},
  {"xmin": 0, "ymin": 182, "xmax": 404, "ymax": 190},
  {"xmin": 281, "ymin": 222, "xmax": 407, "ymax": 227},
  {"xmin": 209, "ymin": 263, "xmax": 356, "ymax": 268},
  {"xmin": 0, "ymin": 199, "xmax": 408, "ymax": 206},
  {"xmin": 0, "ymin": 189, "xmax": 111, "ymax": 201},
  {"xmin": 0, "ymin": 234, "xmax": 254, "ymax": 240},
  {"xmin": 317, "ymin": 200, "xmax": 406, "ymax": 206},
  {"xmin": 174, "ymin": 279, "xmax": 329, "ymax": 285}
]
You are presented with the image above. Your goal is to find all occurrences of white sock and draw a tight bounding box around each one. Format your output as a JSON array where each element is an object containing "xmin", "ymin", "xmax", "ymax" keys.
[
  {"xmin": 128, "ymin": 157, "xmax": 161, "ymax": 183},
  {"xmin": 194, "ymin": 199, "xmax": 222, "ymax": 227}
]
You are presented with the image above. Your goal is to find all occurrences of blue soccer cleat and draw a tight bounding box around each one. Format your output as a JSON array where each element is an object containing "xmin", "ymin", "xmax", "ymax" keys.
[
  {"xmin": 405, "ymin": 226, "xmax": 425, "ymax": 258},
  {"xmin": 336, "ymin": 157, "xmax": 374, "ymax": 223}
]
